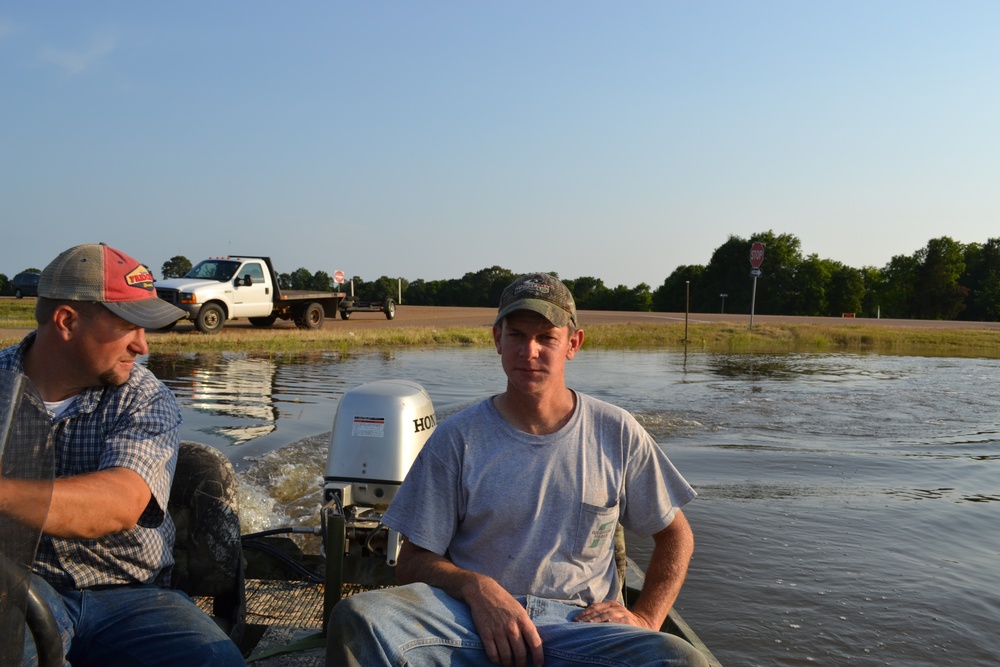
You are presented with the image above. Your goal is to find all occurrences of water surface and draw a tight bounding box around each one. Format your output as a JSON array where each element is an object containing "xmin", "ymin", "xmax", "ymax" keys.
[{"xmin": 149, "ymin": 349, "xmax": 1000, "ymax": 666}]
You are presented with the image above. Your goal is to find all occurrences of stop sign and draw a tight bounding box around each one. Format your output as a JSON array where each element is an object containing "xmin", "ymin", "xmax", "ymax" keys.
[
  {"xmin": 749, "ymin": 242, "xmax": 765, "ymax": 269},
  {"xmin": 333, "ymin": 270, "xmax": 345, "ymax": 284}
]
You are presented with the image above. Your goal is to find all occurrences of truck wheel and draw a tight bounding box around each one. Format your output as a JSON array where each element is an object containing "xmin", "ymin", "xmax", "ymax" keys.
[
  {"xmin": 339, "ymin": 308, "xmax": 352, "ymax": 320},
  {"xmin": 249, "ymin": 315, "xmax": 277, "ymax": 327},
  {"xmin": 195, "ymin": 303, "xmax": 226, "ymax": 334},
  {"xmin": 384, "ymin": 299, "xmax": 396, "ymax": 320},
  {"xmin": 296, "ymin": 302, "xmax": 324, "ymax": 329},
  {"xmin": 14, "ymin": 288, "xmax": 23, "ymax": 299}
]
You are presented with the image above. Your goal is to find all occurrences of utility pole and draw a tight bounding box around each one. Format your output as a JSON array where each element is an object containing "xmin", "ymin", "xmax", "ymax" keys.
[{"xmin": 684, "ymin": 281, "xmax": 690, "ymax": 343}]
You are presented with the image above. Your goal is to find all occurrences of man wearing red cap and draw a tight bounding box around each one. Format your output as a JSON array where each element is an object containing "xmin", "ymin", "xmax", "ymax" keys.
[{"xmin": 0, "ymin": 244, "xmax": 244, "ymax": 666}]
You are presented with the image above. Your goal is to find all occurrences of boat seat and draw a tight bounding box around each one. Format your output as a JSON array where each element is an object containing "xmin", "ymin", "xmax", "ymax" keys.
[{"xmin": 167, "ymin": 441, "xmax": 247, "ymax": 649}]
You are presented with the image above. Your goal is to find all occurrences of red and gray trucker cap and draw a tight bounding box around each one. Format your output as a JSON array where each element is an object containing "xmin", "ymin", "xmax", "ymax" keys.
[
  {"xmin": 494, "ymin": 273, "xmax": 578, "ymax": 329},
  {"xmin": 39, "ymin": 243, "xmax": 185, "ymax": 329}
]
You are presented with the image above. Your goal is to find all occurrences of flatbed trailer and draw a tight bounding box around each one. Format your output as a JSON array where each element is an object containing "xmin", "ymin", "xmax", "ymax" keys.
[{"xmin": 337, "ymin": 297, "xmax": 396, "ymax": 320}]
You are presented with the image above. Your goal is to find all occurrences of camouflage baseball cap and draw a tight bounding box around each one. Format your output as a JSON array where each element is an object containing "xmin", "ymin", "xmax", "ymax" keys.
[{"xmin": 494, "ymin": 273, "xmax": 578, "ymax": 329}]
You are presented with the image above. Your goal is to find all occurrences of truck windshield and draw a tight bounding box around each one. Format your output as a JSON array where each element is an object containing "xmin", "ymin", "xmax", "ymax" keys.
[{"xmin": 185, "ymin": 260, "xmax": 240, "ymax": 282}]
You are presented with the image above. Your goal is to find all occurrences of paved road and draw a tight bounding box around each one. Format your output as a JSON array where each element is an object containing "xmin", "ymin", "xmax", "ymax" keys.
[
  {"xmin": 3, "ymin": 303, "xmax": 1000, "ymax": 339},
  {"xmin": 164, "ymin": 305, "xmax": 1000, "ymax": 333}
]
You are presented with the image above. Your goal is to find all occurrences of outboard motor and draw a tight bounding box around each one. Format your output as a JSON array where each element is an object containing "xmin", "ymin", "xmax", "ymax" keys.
[{"xmin": 320, "ymin": 380, "xmax": 436, "ymax": 626}]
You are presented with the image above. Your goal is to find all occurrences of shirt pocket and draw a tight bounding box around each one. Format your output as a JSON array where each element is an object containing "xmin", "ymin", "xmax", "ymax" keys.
[{"xmin": 575, "ymin": 501, "xmax": 620, "ymax": 560}]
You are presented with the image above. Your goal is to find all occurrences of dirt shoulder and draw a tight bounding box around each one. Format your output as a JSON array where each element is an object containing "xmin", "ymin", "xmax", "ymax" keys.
[{"xmin": 2, "ymin": 305, "xmax": 999, "ymax": 341}]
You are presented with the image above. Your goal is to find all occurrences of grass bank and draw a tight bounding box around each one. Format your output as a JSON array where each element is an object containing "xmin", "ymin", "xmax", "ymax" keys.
[{"xmin": 2, "ymin": 300, "xmax": 999, "ymax": 358}]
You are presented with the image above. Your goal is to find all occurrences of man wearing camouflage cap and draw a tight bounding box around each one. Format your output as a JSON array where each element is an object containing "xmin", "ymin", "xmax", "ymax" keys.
[
  {"xmin": 330, "ymin": 273, "xmax": 706, "ymax": 666},
  {"xmin": 0, "ymin": 243, "xmax": 244, "ymax": 666}
]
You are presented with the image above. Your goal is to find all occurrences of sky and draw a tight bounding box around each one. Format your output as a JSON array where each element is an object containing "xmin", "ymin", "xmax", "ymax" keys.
[{"xmin": 2, "ymin": 2, "xmax": 998, "ymax": 289}]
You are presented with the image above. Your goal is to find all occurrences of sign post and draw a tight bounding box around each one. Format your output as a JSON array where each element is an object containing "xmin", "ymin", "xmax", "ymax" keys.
[{"xmin": 748, "ymin": 241, "xmax": 765, "ymax": 330}]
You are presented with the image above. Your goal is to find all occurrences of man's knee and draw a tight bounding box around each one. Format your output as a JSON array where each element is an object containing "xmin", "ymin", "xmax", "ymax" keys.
[
  {"xmin": 663, "ymin": 634, "xmax": 710, "ymax": 667},
  {"xmin": 326, "ymin": 593, "xmax": 388, "ymax": 667}
]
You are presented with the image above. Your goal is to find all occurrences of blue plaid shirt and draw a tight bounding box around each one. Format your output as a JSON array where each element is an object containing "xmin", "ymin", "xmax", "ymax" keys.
[{"xmin": 0, "ymin": 333, "xmax": 182, "ymax": 588}]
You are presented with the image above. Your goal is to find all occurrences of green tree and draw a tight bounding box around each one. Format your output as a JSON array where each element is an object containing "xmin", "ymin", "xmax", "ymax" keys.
[
  {"xmin": 859, "ymin": 266, "xmax": 883, "ymax": 318},
  {"xmin": 161, "ymin": 256, "xmax": 192, "ymax": 279},
  {"xmin": 366, "ymin": 276, "xmax": 406, "ymax": 302},
  {"xmin": 749, "ymin": 231, "xmax": 804, "ymax": 315},
  {"xmin": 652, "ymin": 265, "xmax": 704, "ymax": 312},
  {"xmin": 0, "ymin": 273, "xmax": 8, "ymax": 296},
  {"xmin": 697, "ymin": 235, "xmax": 755, "ymax": 313},
  {"xmin": 612, "ymin": 283, "xmax": 652, "ymax": 312},
  {"xmin": 464, "ymin": 266, "xmax": 518, "ymax": 307},
  {"xmin": 288, "ymin": 268, "xmax": 313, "ymax": 290},
  {"xmin": 826, "ymin": 263, "xmax": 865, "ymax": 317},
  {"xmin": 791, "ymin": 254, "xmax": 832, "ymax": 316},
  {"xmin": 912, "ymin": 236, "xmax": 967, "ymax": 319},
  {"xmin": 403, "ymin": 278, "xmax": 437, "ymax": 305},
  {"xmin": 310, "ymin": 270, "xmax": 333, "ymax": 292},
  {"xmin": 696, "ymin": 231, "xmax": 803, "ymax": 314},
  {"xmin": 958, "ymin": 238, "xmax": 1000, "ymax": 321},
  {"xmin": 879, "ymin": 253, "xmax": 920, "ymax": 318},
  {"xmin": 565, "ymin": 276, "xmax": 610, "ymax": 310}
]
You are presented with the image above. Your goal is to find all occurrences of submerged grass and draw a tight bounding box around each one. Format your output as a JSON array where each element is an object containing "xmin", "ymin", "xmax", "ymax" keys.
[{"xmin": 2, "ymin": 299, "xmax": 999, "ymax": 358}]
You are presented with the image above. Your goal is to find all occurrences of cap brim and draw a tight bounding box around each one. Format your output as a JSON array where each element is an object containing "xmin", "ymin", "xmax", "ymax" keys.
[
  {"xmin": 494, "ymin": 299, "xmax": 573, "ymax": 328},
  {"xmin": 103, "ymin": 299, "xmax": 186, "ymax": 330}
]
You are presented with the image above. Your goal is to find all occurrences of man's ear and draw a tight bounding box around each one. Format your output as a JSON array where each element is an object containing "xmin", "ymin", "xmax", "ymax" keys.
[
  {"xmin": 566, "ymin": 328, "xmax": 584, "ymax": 360},
  {"xmin": 492, "ymin": 324, "xmax": 503, "ymax": 354},
  {"xmin": 51, "ymin": 304, "xmax": 81, "ymax": 340}
]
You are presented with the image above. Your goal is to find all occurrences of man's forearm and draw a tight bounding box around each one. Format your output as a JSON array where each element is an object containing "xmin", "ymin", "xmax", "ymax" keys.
[
  {"xmin": 396, "ymin": 540, "xmax": 495, "ymax": 603},
  {"xmin": 630, "ymin": 510, "xmax": 695, "ymax": 630},
  {"xmin": 0, "ymin": 477, "xmax": 53, "ymax": 532},
  {"xmin": 0, "ymin": 468, "xmax": 152, "ymax": 539}
]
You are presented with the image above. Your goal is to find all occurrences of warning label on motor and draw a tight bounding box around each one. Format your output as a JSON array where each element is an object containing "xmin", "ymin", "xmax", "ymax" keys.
[{"xmin": 352, "ymin": 416, "xmax": 386, "ymax": 438}]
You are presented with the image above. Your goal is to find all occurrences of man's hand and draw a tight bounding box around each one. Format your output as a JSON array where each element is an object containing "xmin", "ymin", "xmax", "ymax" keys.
[
  {"xmin": 396, "ymin": 540, "xmax": 544, "ymax": 666},
  {"xmin": 572, "ymin": 599, "xmax": 657, "ymax": 630},
  {"xmin": 464, "ymin": 575, "xmax": 544, "ymax": 667}
]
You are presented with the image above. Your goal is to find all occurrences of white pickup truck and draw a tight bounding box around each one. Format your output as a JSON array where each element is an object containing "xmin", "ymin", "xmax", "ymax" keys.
[{"xmin": 154, "ymin": 256, "xmax": 349, "ymax": 334}]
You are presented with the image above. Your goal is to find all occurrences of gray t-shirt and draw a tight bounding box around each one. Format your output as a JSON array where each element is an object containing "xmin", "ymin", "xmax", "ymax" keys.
[{"xmin": 382, "ymin": 391, "xmax": 696, "ymax": 606}]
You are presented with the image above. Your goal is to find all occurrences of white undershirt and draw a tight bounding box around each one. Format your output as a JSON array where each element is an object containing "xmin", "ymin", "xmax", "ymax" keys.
[{"xmin": 45, "ymin": 395, "xmax": 78, "ymax": 419}]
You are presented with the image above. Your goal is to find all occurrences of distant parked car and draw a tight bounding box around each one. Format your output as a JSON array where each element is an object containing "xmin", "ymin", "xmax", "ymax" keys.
[{"xmin": 11, "ymin": 272, "xmax": 40, "ymax": 298}]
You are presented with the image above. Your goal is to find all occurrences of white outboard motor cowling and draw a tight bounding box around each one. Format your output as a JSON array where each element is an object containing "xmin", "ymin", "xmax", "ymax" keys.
[{"xmin": 324, "ymin": 379, "xmax": 437, "ymax": 510}]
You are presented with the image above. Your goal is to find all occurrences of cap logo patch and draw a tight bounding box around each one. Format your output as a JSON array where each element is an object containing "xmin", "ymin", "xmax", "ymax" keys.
[
  {"xmin": 125, "ymin": 264, "xmax": 155, "ymax": 292},
  {"xmin": 513, "ymin": 279, "xmax": 551, "ymax": 298}
]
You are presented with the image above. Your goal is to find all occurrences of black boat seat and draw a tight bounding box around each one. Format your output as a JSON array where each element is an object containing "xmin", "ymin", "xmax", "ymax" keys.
[{"xmin": 167, "ymin": 441, "xmax": 247, "ymax": 648}]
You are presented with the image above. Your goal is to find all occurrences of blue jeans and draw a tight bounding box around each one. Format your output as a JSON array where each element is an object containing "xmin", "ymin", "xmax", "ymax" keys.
[
  {"xmin": 23, "ymin": 574, "xmax": 245, "ymax": 667},
  {"xmin": 327, "ymin": 583, "xmax": 708, "ymax": 667}
]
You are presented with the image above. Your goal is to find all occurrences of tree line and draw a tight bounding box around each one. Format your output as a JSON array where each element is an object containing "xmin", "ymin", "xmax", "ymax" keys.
[
  {"xmin": 259, "ymin": 231, "xmax": 996, "ymax": 321},
  {"xmin": 5, "ymin": 231, "xmax": 997, "ymax": 321},
  {"xmin": 652, "ymin": 231, "xmax": 1000, "ymax": 321}
]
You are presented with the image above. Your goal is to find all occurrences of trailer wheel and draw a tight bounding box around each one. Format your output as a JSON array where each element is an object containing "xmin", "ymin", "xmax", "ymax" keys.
[
  {"xmin": 339, "ymin": 308, "xmax": 352, "ymax": 320},
  {"xmin": 296, "ymin": 302, "xmax": 324, "ymax": 329},
  {"xmin": 14, "ymin": 288, "xmax": 24, "ymax": 299},
  {"xmin": 195, "ymin": 303, "xmax": 226, "ymax": 334},
  {"xmin": 249, "ymin": 315, "xmax": 277, "ymax": 328},
  {"xmin": 384, "ymin": 299, "xmax": 396, "ymax": 320}
]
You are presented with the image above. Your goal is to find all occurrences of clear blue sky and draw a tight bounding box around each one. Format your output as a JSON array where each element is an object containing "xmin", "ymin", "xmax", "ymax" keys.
[{"xmin": 2, "ymin": 2, "xmax": 998, "ymax": 289}]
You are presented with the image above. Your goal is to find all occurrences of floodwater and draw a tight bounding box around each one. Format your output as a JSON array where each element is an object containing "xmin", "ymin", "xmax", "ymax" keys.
[{"xmin": 148, "ymin": 348, "xmax": 1000, "ymax": 666}]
